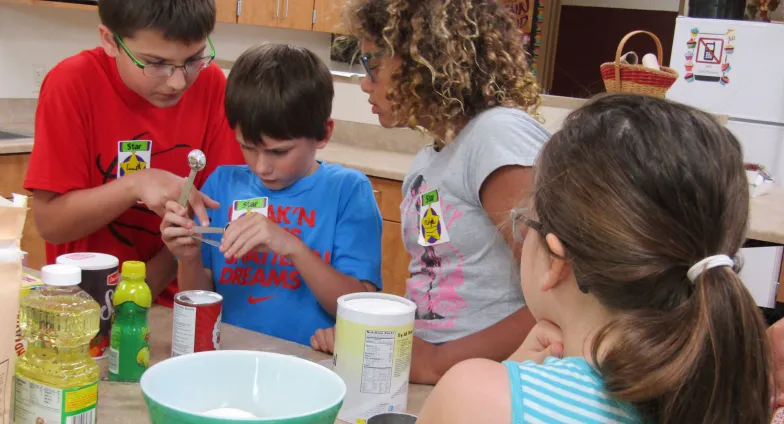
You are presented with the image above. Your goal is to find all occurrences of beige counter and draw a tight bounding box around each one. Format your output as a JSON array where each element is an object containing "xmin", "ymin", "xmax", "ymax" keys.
[
  {"xmin": 316, "ymin": 142, "xmax": 414, "ymax": 181},
  {"xmin": 749, "ymin": 186, "xmax": 784, "ymax": 245},
  {"xmin": 0, "ymin": 122, "xmax": 33, "ymax": 154},
  {"xmin": 95, "ymin": 306, "xmax": 432, "ymax": 423},
  {"xmin": 4, "ymin": 122, "xmax": 783, "ymax": 246}
]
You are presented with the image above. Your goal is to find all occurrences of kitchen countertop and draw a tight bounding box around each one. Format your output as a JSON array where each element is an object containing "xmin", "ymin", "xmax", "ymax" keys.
[
  {"xmin": 0, "ymin": 122, "xmax": 414, "ymax": 181},
  {"xmin": 4, "ymin": 123, "xmax": 783, "ymax": 245},
  {"xmin": 317, "ymin": 142, "xmax": 414, "ymax": 181},
  {"xmin": 749, "ymin": 186, "xmax": 784, "ymax": 245},
  {"xmin": 95, "ymin": 305, "xmax": 432, "ymax": 423},
  {"xmin": 0, "ymin": 123, "xmax": 33, "ymax": 154}
]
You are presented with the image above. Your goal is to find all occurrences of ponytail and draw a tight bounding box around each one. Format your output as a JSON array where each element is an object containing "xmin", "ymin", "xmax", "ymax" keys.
[{"xmin": 593, "ymin": 266, "xmax": 772, "ymax": 423}]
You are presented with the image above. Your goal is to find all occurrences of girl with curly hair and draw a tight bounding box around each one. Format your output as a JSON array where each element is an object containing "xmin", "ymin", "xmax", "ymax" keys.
[
  {"xmin": 418, "ymin": 93, "xmax": 773, "ymax": 424},
  {"xmin": 310, "ymin": 0, "xmax": 553, "ymax": 384}
]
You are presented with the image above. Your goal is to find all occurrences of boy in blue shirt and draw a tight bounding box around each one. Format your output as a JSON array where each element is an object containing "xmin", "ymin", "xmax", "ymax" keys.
[{"xmin": 160, "ymin": 44, "xmax": 382, "ymax": 345}]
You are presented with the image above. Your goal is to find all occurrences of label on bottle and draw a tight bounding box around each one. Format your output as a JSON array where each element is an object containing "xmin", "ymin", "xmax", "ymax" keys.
[
  {"xmin": 108, "ymin": 347, "xmax": 119, "ymax": 374},
  {"xmin": 14, "ymin": 375, "xmax": 98, "ymax": 424}
]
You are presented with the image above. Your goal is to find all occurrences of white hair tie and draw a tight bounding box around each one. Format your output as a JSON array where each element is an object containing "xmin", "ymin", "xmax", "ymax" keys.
[{"xmin": 687, "ymin": 255, "xmax": 735, "ymax": 283}]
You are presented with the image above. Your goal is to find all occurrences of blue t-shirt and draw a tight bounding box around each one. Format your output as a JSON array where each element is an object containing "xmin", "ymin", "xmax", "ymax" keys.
[{"xmin": 199, "ymin": 162, "xmax": 383, "ymax": 345}]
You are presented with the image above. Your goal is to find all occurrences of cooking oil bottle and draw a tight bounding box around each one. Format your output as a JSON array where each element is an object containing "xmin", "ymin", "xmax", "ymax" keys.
[{"xmin": 14, "ymin": 264, "xmax": 100, "ymax": 424}]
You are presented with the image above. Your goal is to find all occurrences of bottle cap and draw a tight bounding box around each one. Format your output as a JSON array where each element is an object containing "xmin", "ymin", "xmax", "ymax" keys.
[
  {"xmin": 122, "ymin": 261, "xmax": 146, "ymax": 279},
  {"xmin": 41, "ymin": 264, "xmax": 82, "ymax": 287}
]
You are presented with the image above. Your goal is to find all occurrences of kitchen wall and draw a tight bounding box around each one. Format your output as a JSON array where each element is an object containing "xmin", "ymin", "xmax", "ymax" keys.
[{"xmin": 0, "ymin": 3, "xmax": 378, "ymax": 124}]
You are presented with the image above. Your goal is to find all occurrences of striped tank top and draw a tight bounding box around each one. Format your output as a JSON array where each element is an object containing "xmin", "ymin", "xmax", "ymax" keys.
[{"xmin": 504, "ymin": 357, "xmax": 642, "ymax": 424}]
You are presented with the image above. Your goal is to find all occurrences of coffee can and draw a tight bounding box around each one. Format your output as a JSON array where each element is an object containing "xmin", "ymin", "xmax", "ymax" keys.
[
  {"xmin": 172, "ymin": 290, "xmax": 223, "ymax": 357},
  {"xmin": 56, "ymin": 252, "xmax": 120, "ymax": 359}
]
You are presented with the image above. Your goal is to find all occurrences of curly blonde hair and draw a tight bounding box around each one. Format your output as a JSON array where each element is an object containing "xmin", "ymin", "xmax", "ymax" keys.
[{"xmin": 344, "ymin": 0, "xmax": 542, "ymax": 144}]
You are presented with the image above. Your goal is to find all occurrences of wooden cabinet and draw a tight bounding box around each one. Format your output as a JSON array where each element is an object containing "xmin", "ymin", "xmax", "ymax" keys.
[
  {"xmin": 277, "ymin": 0, "xmax": 316, "ymax": 30},
  {"xmin": 238, "ymin": 0, "xmax": 277, "ymax": 27},
  {"xmin": 381, "ymin": 220, "xmax": 408, "ymax": 297},
  {"xmin": 368, "ymin": 176, "xmax": 408, "ymax": 297},
  {"xmin": 313, "ymin": 0, "xmax": 345, "ymax": 34},
  {"xmin": 0, "ymin": 154, "xmax": 46, "ymax": 270},
  {"xmin": 216, "ymin": 0, "xmax": 239, "ymax": 23},
  {"xmin": 237, "ymin": 0, "xmax": 315, "ymax": 31}
]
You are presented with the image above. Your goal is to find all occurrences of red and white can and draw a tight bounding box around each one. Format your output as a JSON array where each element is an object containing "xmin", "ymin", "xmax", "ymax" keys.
[{"xmin": 171, "ymin": 290, "xmax": 223, "ymax": 357}]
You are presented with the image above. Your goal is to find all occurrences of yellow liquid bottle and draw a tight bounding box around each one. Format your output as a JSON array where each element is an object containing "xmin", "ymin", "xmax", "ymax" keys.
[{"xmin": 14, "ymin": 264, "xmax": 100, "ymax": 424}]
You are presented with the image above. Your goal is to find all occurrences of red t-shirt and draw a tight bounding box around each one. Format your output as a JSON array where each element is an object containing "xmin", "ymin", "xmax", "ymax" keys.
[{"xmin": 24, "ymin": 47, "xmax": 244, "ymax": 307}]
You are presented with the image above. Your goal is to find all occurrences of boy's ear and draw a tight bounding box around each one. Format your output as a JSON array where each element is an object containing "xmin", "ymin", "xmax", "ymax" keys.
[
  {"xmin": 315, "ymin": 118, "xmax": 334, "ymax": 150},
  {"xmin": 98, "ymin": 25, "xmax": 121, "ymax": 58}
]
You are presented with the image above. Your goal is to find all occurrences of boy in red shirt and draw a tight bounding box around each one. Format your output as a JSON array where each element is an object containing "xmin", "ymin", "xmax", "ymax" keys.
[{"xmin": 23, "ymin": 0, "xmax": 243, "ymax": 306}]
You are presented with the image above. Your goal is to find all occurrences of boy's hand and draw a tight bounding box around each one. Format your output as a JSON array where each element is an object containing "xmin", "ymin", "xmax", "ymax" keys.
[
  {"xmin": 220, "ymin": 213, "xmax": 301, "ymax": 260},
  {"xmin": 508, "ymin": 320, "xmax": 564, "ymax": 364},
  {"xmin": 133, "ymin": 168, "xmax": 218, "ymax": 226},
  {"xmin": 310, "ymin": 327, "xmax": 335, "ymax": 353},
  {"xmin": 160, "ymin": 201, "xmax": 202, "ymax": 261}
]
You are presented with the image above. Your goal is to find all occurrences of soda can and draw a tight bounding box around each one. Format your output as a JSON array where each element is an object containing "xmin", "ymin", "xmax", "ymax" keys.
[
  {"xmin": 171, "ymin": 290, "xmax": 222, "ymax": 357},
  {"xmin": 56, "ymin": 252, "xmax": 120, "ymax": 359}
]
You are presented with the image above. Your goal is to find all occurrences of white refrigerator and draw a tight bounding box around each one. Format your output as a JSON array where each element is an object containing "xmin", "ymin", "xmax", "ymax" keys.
[{"xmin": 667, "ymin": 16, "xmax": 784, "ymax": 308}]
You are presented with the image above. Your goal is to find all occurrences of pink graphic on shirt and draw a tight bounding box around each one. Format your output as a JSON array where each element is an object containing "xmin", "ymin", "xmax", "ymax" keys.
[{"xmin": 402, "ymin": 175, "xmax": 467, "ymax": 330}]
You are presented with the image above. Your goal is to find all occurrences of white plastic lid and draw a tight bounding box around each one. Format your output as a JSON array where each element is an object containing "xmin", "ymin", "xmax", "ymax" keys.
[
  {"xmin": 344, "ymin": 297, "xmax": 413, "ymax": 315},
  {"xmin": 56, "ymin": 252, "xmax": 119, "ymax": 270},
  {"xmin": 41, "ymin": 264, "xmax": 82, "ymax": 287}
]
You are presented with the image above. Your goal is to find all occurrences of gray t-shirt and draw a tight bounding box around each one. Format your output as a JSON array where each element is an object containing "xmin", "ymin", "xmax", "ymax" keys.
[{"xmin": 401, "ymin": 107, "xmax": 549, "ymax": 344}]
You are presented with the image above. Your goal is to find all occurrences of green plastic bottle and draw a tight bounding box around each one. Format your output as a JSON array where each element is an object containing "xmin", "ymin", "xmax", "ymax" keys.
[{"xmin": 108, "ymin": 261, "xmax": 151, "ymax": 382}]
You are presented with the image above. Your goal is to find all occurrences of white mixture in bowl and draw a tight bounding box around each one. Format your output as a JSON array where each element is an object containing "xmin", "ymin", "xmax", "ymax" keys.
[{"xmin": 202, "ymin": 407, "xmax": 259, "ymax": 419}]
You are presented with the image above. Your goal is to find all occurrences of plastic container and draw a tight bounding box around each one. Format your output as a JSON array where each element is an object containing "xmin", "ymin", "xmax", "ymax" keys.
[
  {"xmin": 333, "ymin": 293, "xmax": 417, "ymax": 422},
  {"xmin": 109, "ymin": 261, "xmax": 152, "ymax": 382}
]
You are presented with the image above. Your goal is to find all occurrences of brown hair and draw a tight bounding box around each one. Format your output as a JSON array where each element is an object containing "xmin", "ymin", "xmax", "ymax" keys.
[
  {"xmin": 533, "ymin": 94, "xmax": 771, "ymax": 423},
  {"xmin": 225, "ymin": 44, "xmax": 334, "ymax": 143},
  {"xmin": 99, "ymin": 0, "xmax": 216, "ymax": 42},
  {"xmin": 343, "ymin": 0, "xmax": 541, "ymax": 144}
]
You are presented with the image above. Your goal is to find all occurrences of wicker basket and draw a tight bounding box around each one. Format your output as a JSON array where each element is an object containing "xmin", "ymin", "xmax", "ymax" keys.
[{"xmin": 600, "ymin": 30, "xmax": 679, "ymax": 98}]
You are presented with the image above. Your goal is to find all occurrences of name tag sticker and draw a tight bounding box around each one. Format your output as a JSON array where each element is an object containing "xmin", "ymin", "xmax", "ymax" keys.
[
  {"xmin": 418, "ymin": 189, "xmax": 450, "ymax": 246},
  {"xmin": 231, "ymin": 197, "xmax": 269, "ymax": 222},
  {"xmin": 117, "ymin": 140, "xmax": 152, "ymax": 178}
]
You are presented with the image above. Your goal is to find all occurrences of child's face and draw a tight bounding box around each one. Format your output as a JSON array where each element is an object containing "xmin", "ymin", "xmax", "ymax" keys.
[
  {"xmin": 236, "ymin": 122, "xmax": 332, "ymax": 191},
  {"xmin": 99, "ymin": 26, "xmax": 208, "ymax": 108},
  {"xmin": 360, "ymin": 39, "xmax": 402, "ymax": 129}
]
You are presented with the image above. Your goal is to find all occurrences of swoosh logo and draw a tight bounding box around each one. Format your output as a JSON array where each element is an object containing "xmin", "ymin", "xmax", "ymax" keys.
[{"xmin": 248, "ymin": 295, "xmax": 275, "ymax": 304}]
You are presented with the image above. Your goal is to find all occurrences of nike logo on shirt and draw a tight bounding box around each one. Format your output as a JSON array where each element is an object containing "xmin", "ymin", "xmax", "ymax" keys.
[{"xmin": 248, "ymin": 295, "xmax": 275, "ymax": 304}]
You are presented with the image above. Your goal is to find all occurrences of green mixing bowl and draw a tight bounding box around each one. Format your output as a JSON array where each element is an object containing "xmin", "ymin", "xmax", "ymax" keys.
[{"xmin": 140, "ymin": 350, "xmax": 345, "ymax": 423}]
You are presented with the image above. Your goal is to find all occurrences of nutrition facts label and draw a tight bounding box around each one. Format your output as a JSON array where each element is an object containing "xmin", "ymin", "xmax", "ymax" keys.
[
  {"xmin": 360, "ymin": 330, "xmax": 395, "ymax": 394},
  {"xmin": 172, "ymin": 302, "xmax": 196, "ymax": 356}
]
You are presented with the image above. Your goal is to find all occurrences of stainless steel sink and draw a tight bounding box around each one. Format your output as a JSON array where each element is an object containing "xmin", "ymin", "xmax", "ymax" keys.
[{"xmin": 0, "ymin": 130, "xmax": 32, "ymax": 140}]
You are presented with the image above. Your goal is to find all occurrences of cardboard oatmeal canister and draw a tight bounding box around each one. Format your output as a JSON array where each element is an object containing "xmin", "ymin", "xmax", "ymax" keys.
[
  {"xmin": 171, "ymin": 290, "xmax": 223, "ymax": 357},
  {"xmin": 56, "ymin": 252, "xmax": 120, "ymax": 359},
  {"xmin": 333, "ymin": 292, "xmax": 416, "ymax": 422}
]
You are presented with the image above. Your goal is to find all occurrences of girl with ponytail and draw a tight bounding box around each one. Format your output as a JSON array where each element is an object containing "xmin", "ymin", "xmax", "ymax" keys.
[{"xmin": 417, "ymin": 93, "xmax": 772, "ymax": 424}]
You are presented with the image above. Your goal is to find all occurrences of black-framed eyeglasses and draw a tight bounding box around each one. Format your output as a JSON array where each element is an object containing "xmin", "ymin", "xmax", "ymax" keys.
[
  {"xmin": 510, "ymin": 208, "xmax": 543, "ymax": 243},
  {"xmin": 360, "ymin": 51, "xmax": 385, "ymax": 83},
  {"xmin": 114, "ymin": 33, "xmax": 216, "ymax": 77}
]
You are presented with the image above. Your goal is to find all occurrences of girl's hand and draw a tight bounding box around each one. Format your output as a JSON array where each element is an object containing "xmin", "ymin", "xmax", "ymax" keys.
[{"xmin": 508, "ymin": 320, "xmax": 564, "ymax": 363}]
